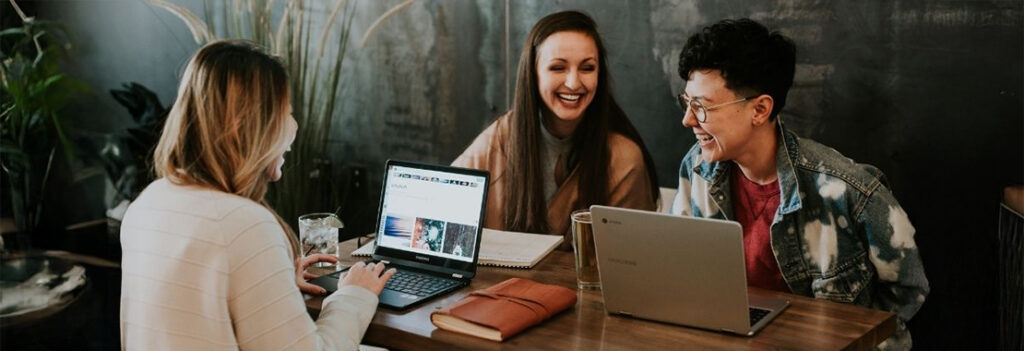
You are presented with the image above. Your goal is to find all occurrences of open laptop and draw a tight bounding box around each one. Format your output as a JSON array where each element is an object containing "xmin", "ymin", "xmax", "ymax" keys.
[
  {"xmin": 310, "ymin": 160, "xmax": 489, "ymax": 310},
  {"xmin": 589, "ymin": 205, "xmax": 789, "ymax": 336}
]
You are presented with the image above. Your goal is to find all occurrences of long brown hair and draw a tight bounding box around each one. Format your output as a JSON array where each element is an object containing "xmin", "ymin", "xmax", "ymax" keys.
[
  {"xmin": 153, "ymin": 40, "xmax": 300, "ymax": 258},
  {"xmin": 504, "ymin": 10, "xmax": 659, "ymax": 233}
]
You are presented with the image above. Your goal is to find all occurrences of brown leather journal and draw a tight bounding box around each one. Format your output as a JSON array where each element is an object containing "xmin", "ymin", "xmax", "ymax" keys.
[{"xmin": 429, "ymin": 277, "xmax": 577, "ymax": 341}]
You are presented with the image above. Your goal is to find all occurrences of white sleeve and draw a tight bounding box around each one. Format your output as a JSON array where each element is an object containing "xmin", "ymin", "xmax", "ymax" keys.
[
  {"xmin": 671, "ymin": 177, "xmax": 692, "ymax": 216},
  {"xmin": 227, "ymin": 219, "xmax": 378, "ymax": 351}
]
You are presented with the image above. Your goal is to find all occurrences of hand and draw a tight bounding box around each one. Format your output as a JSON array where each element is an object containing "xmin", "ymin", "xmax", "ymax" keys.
[
  {"xmin": 338, "ymin": 261, "xmax": 397, "ymax": 296},
  {"xmin": 296, "ymin": 253, "xmax": 340, "ymax": 295}
]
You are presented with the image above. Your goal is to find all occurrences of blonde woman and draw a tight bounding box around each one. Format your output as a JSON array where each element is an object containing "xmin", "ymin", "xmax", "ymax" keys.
[{"xmin": 119, "ymin": 40, "xmax": 395, "ymax": 350}]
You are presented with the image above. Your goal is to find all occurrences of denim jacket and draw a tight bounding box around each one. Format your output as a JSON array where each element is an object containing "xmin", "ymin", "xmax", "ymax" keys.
[{"xmin": 670, "ymin": 123, "xmax": 929, "ymax": 350}]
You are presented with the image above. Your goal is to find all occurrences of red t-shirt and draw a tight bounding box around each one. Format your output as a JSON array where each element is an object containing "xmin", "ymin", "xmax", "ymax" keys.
[{"xmin": 731, "ymin": 166, "xmax": 789, "ymax": 293}]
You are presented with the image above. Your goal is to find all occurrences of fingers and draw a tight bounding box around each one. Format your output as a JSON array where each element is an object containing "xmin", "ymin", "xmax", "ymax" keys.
[
  {"xmin": 371, "ymin": 262, "xmax": 386, "ymax": 276},
  {"xmin": 309, "ymin": 254, "xmax": 340, "ymax": 264},
  {"xmin": 299, "ymin": 254, "xmax": 340, "ymax": 269},
  {"xmin": 298, "ymin": 256, "xmax": 317, "ymax": 270},
  {"xmin": 370, "ymin": 266, "xmax": 396, "ymax": 293},
  {"xmin": 339, "ymin": 261, "xmax": 365, "ymax": 276},
  {"xmin": 297, "ymin": 256, "xmax": 312, "ymax": 269},
  {"xmin": 334, "ymin": 261, "xmax": 396, "ymax": 295},
  {"xmin": 303, "ymin": 271, "xmax": 318, "ymax": 280},
  {"xmin": 299, "ymin": 255, "xmax": 339, "ymax": 270},
  {"xmin": 298, "ymin": 281, "xmax": 327, "ymax": 295}
]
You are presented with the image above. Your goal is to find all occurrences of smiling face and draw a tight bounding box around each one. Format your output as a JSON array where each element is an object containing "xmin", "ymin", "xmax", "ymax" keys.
[
  {"xmin": 266, "ymin": 103, "xmax": 297, "ymax": 182},
  {"xmin": 681, "ymin": 69, "xmax": 757, "ymax": 163},
  {"xmin": 535, "ymin": 30, "xmax": 599, "ymax": 137}
]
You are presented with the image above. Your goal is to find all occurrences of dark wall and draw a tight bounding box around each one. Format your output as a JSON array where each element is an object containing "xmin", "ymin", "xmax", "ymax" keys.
[{"xmin": 39, "ymin": 0, "xmax": 1024, "ymax": 349}]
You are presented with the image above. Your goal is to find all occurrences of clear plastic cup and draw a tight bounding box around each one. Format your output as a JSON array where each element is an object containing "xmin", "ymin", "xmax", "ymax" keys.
[{"xmin": 298, "ymin": 213, "xmax": 344, "ymax": 267}]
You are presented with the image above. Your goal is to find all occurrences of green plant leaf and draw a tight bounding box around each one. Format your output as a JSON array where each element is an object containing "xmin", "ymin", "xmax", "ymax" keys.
[
  {"xmin": 50, "ymin": 112, "xmax": 74, "ymax": 163},
  {"xmin": 0, "ymin": 143, "xmax": 30, "ymax": 170},
  {"xmin": 0, "ymin": 10, "xmax": 83, "ymax": 237},
  {"xmin": 38, "ymin": 73, "xmax": 65, "ymax": 90},
  {"xmin": 28, "ymin": 73, "xmax": 64, "ymax": 97},
  {"xmin": 0, "ymin": 27, "xmax": 26, "ymax": 37}
]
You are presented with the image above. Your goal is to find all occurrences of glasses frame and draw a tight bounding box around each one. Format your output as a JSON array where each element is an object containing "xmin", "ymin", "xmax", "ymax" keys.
[{"xmin": 677, "ymin": 92, "xmax": 760, "ymax": 123}]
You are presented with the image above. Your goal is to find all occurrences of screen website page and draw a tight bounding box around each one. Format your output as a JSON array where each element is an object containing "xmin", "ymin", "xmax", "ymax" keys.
[{"xmin": 376, "ymin": 165, "xmax": 486, "ymax": 263}]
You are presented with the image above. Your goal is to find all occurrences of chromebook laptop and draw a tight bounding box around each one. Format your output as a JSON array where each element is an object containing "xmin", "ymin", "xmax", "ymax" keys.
[
  {"xmin": 311, "ymin": 160, "xmax": 489, "ymax": 310},
  {"xmin": 589, "ymin": 205, "xmax": 790, "ymax": 336}
]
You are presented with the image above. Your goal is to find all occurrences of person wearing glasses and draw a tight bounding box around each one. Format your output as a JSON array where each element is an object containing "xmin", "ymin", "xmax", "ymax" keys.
[
  {"xmin": 453, "ymin": 10, "xmax": 659, "ymax": 248},
  {"xmin": 670, "ymin": 19, "xmax": 928, "ymax": 350}
]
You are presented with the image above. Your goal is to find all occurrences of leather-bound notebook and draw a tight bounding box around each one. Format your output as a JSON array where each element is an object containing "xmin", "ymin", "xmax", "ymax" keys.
[{"xmin": 430, "ymin": 278, "xmax": 577, "ymax": 341}]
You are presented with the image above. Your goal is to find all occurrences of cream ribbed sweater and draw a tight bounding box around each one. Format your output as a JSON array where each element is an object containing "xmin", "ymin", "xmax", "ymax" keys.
[{"xmin": 120, "ymin": 179, "xmax": 377, "ymax": 350}]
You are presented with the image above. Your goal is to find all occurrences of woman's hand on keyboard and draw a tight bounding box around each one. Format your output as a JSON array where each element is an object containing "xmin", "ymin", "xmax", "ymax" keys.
[
  {"xmin": 296, "ymin": 253, "xmax": 340, "ymax": 295},
  {"xmin": 339, "ymin": 261, "xmax": 397, "ymax": 295}
]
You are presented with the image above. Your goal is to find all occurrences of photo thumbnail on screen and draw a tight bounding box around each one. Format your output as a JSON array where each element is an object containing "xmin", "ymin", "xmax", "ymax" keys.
[
  {"xmin": 412, "ymin": 218, "xmax": 445, "ymax": 252},
  {"xmin": 381, "ymin": 215, "xmax": 414, "ymax": 248},
  {"xmin": 442, "ymin": 222, "xmax": 478, "ymax": 258}
]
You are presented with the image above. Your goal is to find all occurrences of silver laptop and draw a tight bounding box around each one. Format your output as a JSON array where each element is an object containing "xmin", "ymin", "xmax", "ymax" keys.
[{"xmin": 590, "ymin": 205, "xmax": 789, "ymax": 336}]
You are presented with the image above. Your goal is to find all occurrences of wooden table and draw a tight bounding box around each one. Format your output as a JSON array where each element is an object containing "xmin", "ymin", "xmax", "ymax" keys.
[{"xmin": 306, "ymin": 238, "xmax": 896, "ymax": 351}]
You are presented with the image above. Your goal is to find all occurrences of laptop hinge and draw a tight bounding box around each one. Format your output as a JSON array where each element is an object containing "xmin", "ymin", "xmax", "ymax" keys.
[{"xmin": 452, "ymin": 273, "xmax": 463, "ymax": 279}]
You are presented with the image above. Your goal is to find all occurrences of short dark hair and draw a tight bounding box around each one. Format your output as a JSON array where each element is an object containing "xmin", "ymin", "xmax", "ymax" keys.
[{"xmin": 678, "ymin": 19, "xmax": 796, "ymax": 120}]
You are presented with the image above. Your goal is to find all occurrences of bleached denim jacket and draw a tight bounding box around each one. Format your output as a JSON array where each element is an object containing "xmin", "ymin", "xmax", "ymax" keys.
[{"xmin": 670, "ymin": 123, "xmax": 928, "ymax": 350}]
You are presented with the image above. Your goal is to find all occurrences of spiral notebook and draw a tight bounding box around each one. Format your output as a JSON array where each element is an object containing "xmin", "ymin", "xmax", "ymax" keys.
[{"xmin": 352, "ymin": 228, "xmax": 562, "ymax": 268}]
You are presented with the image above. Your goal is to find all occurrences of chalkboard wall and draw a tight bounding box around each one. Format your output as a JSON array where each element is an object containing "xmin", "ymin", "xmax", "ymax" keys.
[{"xmin": 42, "ymin": 0, "xmax": 1024, "ymax": 349}]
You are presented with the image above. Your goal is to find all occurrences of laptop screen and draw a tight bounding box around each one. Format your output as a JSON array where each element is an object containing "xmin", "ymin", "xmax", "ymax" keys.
[{"xmin": 375, "ymin": 162, "xmax": 488, "ymax": 265}]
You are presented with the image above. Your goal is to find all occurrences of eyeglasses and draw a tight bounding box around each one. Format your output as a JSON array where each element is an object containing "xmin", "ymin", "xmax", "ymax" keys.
[{"xmin": 677, "ymin": 93, "xmax": 759, "ymax": 123}]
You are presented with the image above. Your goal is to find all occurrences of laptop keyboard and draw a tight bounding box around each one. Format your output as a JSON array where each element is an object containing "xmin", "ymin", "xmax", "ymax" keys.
[
  {"xmin": 327, "ymin": 267, "xmax": 460, "ymax": 297},
  {"xmin": 383, "ymin": 269, "xmax": 461, "ymax": 297},
  {"xmin": 749, "ymin": 307, "xmax": 771, "ymax": 325}
]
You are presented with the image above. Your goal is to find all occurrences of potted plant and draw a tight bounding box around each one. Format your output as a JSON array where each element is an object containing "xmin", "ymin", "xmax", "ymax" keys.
[
  {"xmin": 151, "ymin": 0, "xmax": 413, "ymax": 227},
  {"xmin": 86, "ymin": 83, "xmax": 167, "ymax": 235},
  {"xmin": 97, "ymin": 83, "xmax": 167, "ymax": 214},
  {"xmin": 0, "ymin": 0, "xmax": 86, "ymax": 250}
]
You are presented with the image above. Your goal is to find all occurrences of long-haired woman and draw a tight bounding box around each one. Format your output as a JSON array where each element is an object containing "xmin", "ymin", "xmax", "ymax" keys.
[
  {"xmin": 120, "ymin": 40, "xmax": 394, "ymax": 350},
  {"xmin": 453, "ymin": 10, "xmax": 659, "ymax": 248}
]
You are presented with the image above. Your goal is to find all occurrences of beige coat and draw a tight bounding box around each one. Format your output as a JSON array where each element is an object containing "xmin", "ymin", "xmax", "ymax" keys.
[{"xmin": 453, "ymin": 114, "xmax": 657, "ymax": 250}]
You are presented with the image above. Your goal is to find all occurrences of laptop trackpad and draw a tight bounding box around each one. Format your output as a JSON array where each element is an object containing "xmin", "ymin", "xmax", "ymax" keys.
[
  {"xmin": 312, "ymin": 274, "xmax": 421, "ymax": 309},
  {"xmin": 310, "ymin": 275, "xmax": 338, "ymax": 293},
  {"xmin": 379, "ymin": 288, "xmax": 421, "ymax": 308}
]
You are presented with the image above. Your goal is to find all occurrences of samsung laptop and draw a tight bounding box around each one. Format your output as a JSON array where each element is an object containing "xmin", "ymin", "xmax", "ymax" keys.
[
  {"xmin": 311, "ymin": 160, "xmax": 489, "ymax": 310},
  {"xmin": 589, "ymin": 205, "xmax": 790, "ymax": 336}
]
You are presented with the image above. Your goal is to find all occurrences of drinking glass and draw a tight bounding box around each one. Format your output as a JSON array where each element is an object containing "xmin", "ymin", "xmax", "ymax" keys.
[
  {"xmin": 571, "ymin": 209, "xmax": 600, "ymax": 290},
  {"xmin": 298, "ymin": 213, "xmax": 344, "ymax": 267}
]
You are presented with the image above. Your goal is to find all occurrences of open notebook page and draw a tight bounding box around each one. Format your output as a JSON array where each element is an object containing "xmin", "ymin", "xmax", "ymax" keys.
[{"xmin": 351, "ymin": 228, "xmax": 562, "ymax": 268}]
